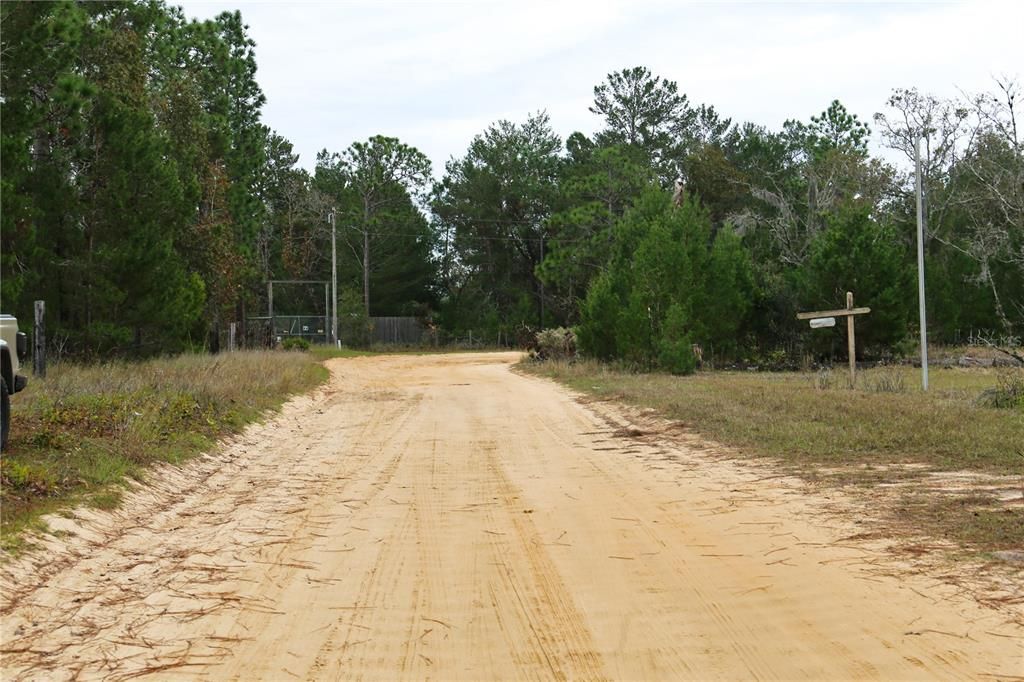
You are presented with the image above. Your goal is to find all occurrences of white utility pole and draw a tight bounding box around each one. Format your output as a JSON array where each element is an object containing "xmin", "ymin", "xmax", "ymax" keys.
[
  {"xmin": 328, "ymin": 209, "xmax": 338, "ymax": 346},
  {"xmin": 915, "ymin": 137, "xmax": 929, "ymax": 391}
]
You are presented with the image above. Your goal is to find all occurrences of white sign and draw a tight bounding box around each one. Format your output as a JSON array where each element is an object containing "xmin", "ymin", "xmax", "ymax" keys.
[{"xmin": 809, "ymin": 317, "xmax": 836, "ymax": 329}]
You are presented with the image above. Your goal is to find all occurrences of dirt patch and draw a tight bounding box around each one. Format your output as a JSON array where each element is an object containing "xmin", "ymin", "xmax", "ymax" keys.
[{"xmin": 576, "ymin": 394, "xmax": 1024, "ymax": 616}]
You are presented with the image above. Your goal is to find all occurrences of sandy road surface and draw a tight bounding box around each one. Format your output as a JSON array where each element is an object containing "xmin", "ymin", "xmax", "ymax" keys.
[{"xmin": 2, "ymin": 352, "xmax": 1021, "ymax": 680}]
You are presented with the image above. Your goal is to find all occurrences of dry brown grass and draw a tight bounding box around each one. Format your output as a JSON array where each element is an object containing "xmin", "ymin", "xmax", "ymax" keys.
[
  {"xmin": 527, "ymin": 360, "xmax": 1023, "ymax": 473},
  {"xmin": 1, "ymin": 351, "xmax": 328, "ymax": 550}
]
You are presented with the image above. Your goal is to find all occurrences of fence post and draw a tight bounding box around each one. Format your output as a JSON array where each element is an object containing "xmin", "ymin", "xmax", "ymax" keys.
[
  {"xmin": 228, "ymin": 322, "xmax": 237, "ymax": 352},
  {"xmin": 33, "ymin": 300, "xmax": 46, "ymax": 378}
]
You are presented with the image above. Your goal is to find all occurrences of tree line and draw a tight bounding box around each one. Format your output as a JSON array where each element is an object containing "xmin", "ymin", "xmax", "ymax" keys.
[
  {"xmin": 0, "ymin": 1, "xmax": 435, "ymax": 355},
  {"xmin": 2, "ymin": 2, "xmax": 1021, "ymax": 368}
]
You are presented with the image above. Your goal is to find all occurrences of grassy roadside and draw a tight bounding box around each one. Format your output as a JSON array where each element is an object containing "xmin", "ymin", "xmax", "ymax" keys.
[
  {"xmin": 523, "ymin": 359, "xmax": 1024, "ymax": 555},
  {"xmin": 0, "ymin": 350, "xmax": 349, "ymax": 552}
]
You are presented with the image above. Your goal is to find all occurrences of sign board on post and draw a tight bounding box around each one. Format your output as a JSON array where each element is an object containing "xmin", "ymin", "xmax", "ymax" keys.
[{"xmin": 797, "ymin": 292, "xmax": 871, "ymax": 383}]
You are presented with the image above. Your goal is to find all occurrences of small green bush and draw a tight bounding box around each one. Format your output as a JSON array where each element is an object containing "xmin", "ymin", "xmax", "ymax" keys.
[{"xmin": 281, "ymin": 337, "xmax": 311, "ymax": 351}]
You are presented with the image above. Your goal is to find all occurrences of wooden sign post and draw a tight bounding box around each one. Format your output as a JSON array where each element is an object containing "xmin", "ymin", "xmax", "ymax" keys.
[{"xmin": 798, "ymin": 292, "xmax": 871, "ymax": 383}]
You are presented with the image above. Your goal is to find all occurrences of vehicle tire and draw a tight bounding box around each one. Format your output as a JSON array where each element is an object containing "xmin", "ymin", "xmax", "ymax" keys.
[{"xmin": 1, "ymin": 376, "xmax": 9, "ymax": 453}]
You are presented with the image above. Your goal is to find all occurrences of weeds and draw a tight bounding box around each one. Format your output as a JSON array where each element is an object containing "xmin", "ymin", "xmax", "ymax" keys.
[
  {"xmin": 867, "ymin": 367, "xmax": 906, "ymax": 393},
  {"xmin": 525, "ymin": 361, "xmax": 1024, "ymax": 475},
  {"xmin": 976, "ymin": 369, "xmax": 1024, "ymax": 409},
  {"xmin": 813, "ymin": 368, "xmax": 834, "ymax": 390},
  {"xmin": 1, "ymin": 351, "xmax": 327, "ymax": 548}
]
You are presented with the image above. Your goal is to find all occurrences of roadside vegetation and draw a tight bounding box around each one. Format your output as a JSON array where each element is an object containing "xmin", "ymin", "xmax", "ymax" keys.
[
  {"xmin": 525, "ymin": 359, "xmax": 1024, "ymax": 554},
  {"xmin": 0, "ymin": 351, "xmax": 329, "ymax": 551}
]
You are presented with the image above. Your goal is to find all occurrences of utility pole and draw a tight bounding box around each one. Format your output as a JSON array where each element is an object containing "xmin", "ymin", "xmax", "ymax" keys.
[
  {"xmin": 915, "ymin": 137, "xmax": 929, "ymax": 391},
  {"xmin": 363, "ymin": 220, "xmax": 370, "ymax": 317},
  {"xmin": 328, "ymin": 209, "xmax": 338, "ymax": 346}
]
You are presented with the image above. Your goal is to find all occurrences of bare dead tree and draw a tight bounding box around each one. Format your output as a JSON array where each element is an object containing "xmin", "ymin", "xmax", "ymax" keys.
[
  {"xmin": 736, "ymin": 151, "xmax": 896, "ymax": 266},
  {"xmin": 877, "ymin": 79, "xmax": 1023, "ymax": 337}
]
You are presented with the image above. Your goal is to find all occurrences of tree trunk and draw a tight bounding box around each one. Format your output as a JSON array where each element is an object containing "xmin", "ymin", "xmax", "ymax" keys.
[
  {"xmin": 363, "ymin": 199, "xmax": 371, "ymax": 316},
  {"xmin": 985, "ymin": 261, "xmax": 1014, "ymax": 334},
  {"xmin": 236, "ymin": 296, "xmax": 247, "ymax": 350},
  {"xmin": 363, "ymin": 227, "xmax": 370, "ymax": 316},
  {"xmin": 538, "ymin": 236, "xmax": 545, "ymax": 328}
]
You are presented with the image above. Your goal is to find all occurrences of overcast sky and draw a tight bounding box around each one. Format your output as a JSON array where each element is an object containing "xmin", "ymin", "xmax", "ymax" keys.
[{"xmin": 176, "ymin": 1, "xmax": 1022, "ymax": 174}]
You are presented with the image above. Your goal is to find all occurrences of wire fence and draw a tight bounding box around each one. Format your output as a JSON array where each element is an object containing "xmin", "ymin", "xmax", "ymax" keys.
[{"xmin": 370, "ymin": 317, "xmax": 424, "ymax": 345}]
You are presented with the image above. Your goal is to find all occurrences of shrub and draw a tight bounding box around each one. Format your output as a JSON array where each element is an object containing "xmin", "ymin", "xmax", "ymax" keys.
[
  {"xmin": 281, "ymin": 337, "xmax": 311, "ymax": 351},
  {"xmin": 977, "ymin": 370, "xmax": 1024, "ymax": 409},
  {"xmin": 535, "ymin": 328, "xmax": 577, "ymax": 361}
]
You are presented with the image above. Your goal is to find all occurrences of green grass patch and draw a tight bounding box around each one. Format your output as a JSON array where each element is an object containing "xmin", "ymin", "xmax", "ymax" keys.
[
  {"xmin": 525, "ymin": 361, "xmax": 1023, "ymax": 474},
  {"xmin": 1, "ymin": 350, "xmax": 328, "ymax": 551}
]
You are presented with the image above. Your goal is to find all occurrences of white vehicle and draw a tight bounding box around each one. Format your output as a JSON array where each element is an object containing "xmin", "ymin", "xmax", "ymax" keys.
[{"xmin": 0, "ymin": 313, "xmax": 29, "ymax": 451}]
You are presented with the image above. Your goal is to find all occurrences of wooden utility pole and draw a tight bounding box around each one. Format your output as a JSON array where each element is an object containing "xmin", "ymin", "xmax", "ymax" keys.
[
  {"xmin": 844, "ymin": 292, "xmax": 857, "ymax": 381},
  {"xmin": 797, "ymin": 291, "xmax": 870, "ymax": 384}
]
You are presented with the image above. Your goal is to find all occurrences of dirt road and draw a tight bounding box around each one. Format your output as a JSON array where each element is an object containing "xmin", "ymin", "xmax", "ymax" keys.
[{"xmin": 2, "ymin": 353, "xmax": 1021, "ymax": 680}]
